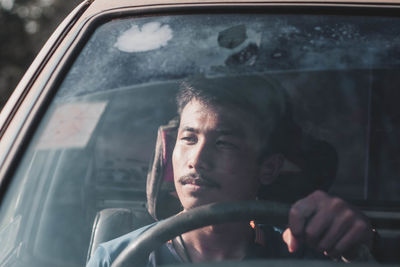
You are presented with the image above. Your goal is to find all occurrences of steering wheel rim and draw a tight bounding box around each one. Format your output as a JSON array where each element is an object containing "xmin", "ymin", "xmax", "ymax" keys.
[{"xmin": 112, "ymin": 200, "xmax": 291, "ymax": 267}]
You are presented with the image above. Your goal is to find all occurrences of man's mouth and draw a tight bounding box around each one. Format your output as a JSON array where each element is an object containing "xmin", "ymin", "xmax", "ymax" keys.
[{"xmin": 178, "ymin": 174, "xmax": 221, "ymax": 189}]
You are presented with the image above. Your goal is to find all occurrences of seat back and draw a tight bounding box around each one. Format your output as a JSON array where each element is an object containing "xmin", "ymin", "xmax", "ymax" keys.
[
  {"xmin": 146, "ymin": 119, "xmax": 181, "ymax": 220},
  {"xmin": 86, "ymin": 208, "xmax": 154, "ymax": 261}
]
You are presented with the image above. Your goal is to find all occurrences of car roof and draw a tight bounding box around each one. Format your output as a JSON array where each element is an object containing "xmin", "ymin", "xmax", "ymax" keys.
[
  {"xmin": 88, "ymin": 0, "xmax": 400, "ymax": 6},
  {"xmin": 84, "ymin": 0, "xmax": 400, "ymax": 19}
]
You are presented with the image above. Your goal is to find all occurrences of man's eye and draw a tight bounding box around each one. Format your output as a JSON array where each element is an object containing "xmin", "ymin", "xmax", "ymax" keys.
[{"xmin": 181, "ymin": 136, "xmax": 197, "ymax": 144}]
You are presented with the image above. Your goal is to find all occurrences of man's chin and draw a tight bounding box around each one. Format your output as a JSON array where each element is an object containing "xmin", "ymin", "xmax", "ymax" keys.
[{"xmin": 181, "ymin": 198, "xmax": 219, "ymax": 211}]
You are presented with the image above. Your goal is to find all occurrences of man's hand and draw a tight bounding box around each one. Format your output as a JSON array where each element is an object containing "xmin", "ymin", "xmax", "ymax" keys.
[{"xmin": 283, "ymin": 190, "xmax": 374, "ymax": 260}]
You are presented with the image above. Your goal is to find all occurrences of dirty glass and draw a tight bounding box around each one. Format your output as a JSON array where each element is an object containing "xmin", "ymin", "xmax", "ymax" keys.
[
  {"xmin": 58, "ymin": 14, "xmax": 400, "ymax": 202},
  {"xmin": 1, "ymin": 13, "xmax": 400, "ymax": 267}
]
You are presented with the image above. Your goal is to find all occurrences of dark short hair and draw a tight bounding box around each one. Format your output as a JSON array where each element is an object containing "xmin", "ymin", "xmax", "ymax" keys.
[{"xmin": 176, "ymin": 75, "xmax": 293, "ymax": 157}]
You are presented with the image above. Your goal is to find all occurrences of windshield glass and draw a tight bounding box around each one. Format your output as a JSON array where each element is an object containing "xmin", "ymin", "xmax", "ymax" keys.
[{"xmin": 1, "ymin": 12, "xmax": 400, "ymax": 267}]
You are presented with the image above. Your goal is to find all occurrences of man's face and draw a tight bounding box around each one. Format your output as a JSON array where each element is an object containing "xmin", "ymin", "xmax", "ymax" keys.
[{"xmin": 172, "ymin": 99, "xmax": 264, "ymax": 211}]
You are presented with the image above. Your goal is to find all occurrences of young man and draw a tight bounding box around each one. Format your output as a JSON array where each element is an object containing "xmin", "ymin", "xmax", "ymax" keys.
[{"xmin": 87, "ymin": 75, "xmax": 375, "ymax": 266}]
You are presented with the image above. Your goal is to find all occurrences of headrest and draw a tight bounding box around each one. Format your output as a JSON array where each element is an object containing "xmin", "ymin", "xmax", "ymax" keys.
[
  {"xmin": 146, "ymin": 119, "xmax": 181, "ymax": 220},
  {"xmin": 146, "ymin": 119, "xmax": 338, "ymax": 220}
]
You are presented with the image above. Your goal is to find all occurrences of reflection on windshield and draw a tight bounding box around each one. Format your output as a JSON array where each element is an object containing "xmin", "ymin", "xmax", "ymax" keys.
[{"xmin": 59, "ymin": 14, "xmax": 400, "ymax": 99}]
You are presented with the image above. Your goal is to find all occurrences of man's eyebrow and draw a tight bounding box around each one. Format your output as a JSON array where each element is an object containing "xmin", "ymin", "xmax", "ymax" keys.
[
  {"xmin": 179, "ymin": 126, "xmax": 245, "ymax": 137},
  {"xmin": 216, "ymin": 127, "xmax": 245, "ymax": 137},
  {"xmin": 180, "ymin": 126, "xmax": 199, "ymax": 133}
]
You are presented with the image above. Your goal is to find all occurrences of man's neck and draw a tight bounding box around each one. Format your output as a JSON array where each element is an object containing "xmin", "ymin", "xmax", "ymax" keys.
[{"xmin": 179, "ymin": 222, "xmax": 253, "ymax": 263}]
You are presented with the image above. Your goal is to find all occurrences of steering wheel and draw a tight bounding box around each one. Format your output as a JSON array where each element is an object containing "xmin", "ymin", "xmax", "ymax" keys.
[{"xmin": 111, "ymin": 200, "xmax": 290, "ymax": 267}]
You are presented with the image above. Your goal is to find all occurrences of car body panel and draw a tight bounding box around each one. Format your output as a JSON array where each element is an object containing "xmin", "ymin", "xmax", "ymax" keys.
[{"xmin": 1, "ymin": 1, "xmax": 400, "ymax": 265}]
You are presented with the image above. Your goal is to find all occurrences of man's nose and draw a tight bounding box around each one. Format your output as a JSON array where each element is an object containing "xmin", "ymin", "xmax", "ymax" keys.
[{"xmin": 188, "ymin": 141, "xmax": 212, "ymax": 171}]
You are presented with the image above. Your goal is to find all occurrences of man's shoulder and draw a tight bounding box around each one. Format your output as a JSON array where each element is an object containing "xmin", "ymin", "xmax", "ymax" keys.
[
  {"xmin": 101, "ymin": 222, "xmax": 159, "ymax": 254},
  {"xmin": 87, "ymin": 222, "xmax": 159, "ymax": 267}
]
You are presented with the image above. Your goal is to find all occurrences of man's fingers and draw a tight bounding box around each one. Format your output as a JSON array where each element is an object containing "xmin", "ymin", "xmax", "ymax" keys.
[
  {"xmin": 330, "ymin": 220, "xmax": 371, "ymax": 258},
  {"xmin": 303, "ymin": 208, "xmax": 333, "ymax": 247},
  {"xmin": 282, "ymin": 228, "xmax": 299, "ymax": 253},
  {"xmin": 316, "ymin": 209, "xmax": 354, "ymax": 253},
  {"xmin": 307, "ymin": 198, "xmax": 350, "ymax": 251},
  {"xmin": 289, "ymin": 190, "xmax": 326, "ymax": 238},
  {"xmin": 288, "ymin": 190, "xmax": 374, "ymax": 259}
]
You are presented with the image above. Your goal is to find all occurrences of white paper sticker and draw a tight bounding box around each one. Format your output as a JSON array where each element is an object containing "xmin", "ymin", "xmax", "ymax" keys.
[
  {"xmin": 37, "ymin": 102, "xmax": 107, "ymax": 149},
  {"xmin": 115, "ymin": 22, "xmax": 173, "ymax": 53}
]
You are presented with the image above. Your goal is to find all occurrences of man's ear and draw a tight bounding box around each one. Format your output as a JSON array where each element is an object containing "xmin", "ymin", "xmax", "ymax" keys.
[{"xmin": 259, "ymin": 154, "xmax": 284, "ymax": 185}]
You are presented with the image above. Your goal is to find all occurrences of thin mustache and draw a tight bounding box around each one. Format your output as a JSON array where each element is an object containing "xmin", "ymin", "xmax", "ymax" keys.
[{"xmin": 178, "ymin": 173, "xmax": 221, "ymax": 189}]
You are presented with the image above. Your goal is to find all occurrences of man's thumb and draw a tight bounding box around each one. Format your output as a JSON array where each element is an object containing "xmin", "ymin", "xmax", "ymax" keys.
[{"xmin": 282, "ymin": 228, "xmax": 300, "ymax": 253}]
